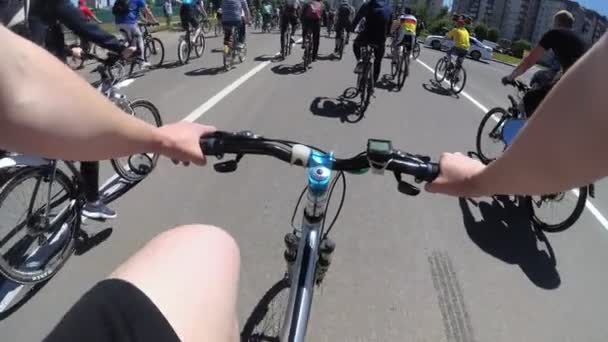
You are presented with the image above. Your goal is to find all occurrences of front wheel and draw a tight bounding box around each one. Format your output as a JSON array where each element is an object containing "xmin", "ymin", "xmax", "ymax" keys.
[
  {"xmin": 450, "ymin": 65, "xmax": 467, "ymax": 94},
  {"xmin": 145, "ymin": 37, "xmax": 165, "ymax": 67},
  {"xmin": 530, "ymin": 187, "xmax": 588, "ymax": 233},
  {"xmin": 111, "ymin": 99, "xmax": 163, "ymax": 182},
  {"xmin": 177, "ymin": 38, "xmax": 191, "ymax": 64},
  {"xmin": 412, "ymin": 42, "xmax": 421, "ymax": 59},
  {"xmin": 240, "ymin": 278, "xmax": 291, "ymax": 341},
  {"xmin": 194, "ymin": 34, "xmax": 206, "ymax": 58},
  {"xmin": 0, "ymin": 166, "xmax": 78, "ymax": 284},
  {"xmin": 475, "ymin": 107, "xmax": 511, "ymax": 164},
  {"xmin": 434, "ymin": 57, "xmax": 448, "ymax": 82}
]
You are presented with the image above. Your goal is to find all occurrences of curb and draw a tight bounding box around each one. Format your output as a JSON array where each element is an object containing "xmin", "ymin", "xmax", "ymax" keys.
[{"xmin": 491, "ymin": 58, "xmax": 517, "ymax": 67}]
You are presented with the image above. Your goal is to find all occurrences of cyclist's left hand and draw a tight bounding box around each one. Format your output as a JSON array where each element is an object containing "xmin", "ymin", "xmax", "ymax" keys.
[
  {"xmin": 156, "ymin": 122, "xmax": 217, "ymax": 166},
  {"xmin": 70, "ymin": 47, "xmax": 83, "ymax": 59},
  {"xmin": 425, "ymin": 152, "xmax": 486, "ymax": 197}
]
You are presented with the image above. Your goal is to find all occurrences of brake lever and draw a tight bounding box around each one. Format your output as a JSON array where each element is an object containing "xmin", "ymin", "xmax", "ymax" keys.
[
  {"xmin": 393, "ymin": 172, "xmax": 420, "ymax": 196},
  {"xmin": 213, "ymin": 153, "xmax": 244, "ymax": 173}
]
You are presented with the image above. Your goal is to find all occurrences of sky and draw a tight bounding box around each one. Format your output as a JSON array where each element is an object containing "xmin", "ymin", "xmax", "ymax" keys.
[{"xmin": 443, "ymin": 0, "xmax": 608, "ymax": 16}]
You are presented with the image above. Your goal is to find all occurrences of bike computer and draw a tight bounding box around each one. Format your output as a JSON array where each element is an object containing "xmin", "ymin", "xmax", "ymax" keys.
[{"xmin": 367, "ymin": 139, "xmax": 393, "ymax": 171}]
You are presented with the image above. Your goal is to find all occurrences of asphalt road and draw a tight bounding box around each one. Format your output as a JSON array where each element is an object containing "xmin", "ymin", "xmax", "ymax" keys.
[{"xmin": 2, "ymin": 28, "xmax": 608, "ymax": 342}]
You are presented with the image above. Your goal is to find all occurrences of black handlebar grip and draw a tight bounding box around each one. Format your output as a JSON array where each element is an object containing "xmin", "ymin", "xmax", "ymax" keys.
[
  {"xmin": 425, "ymin": 162, "xmax": 440, "ymax": 182},
  {"xmin": 200, "ymin": 136, "xmax": 222, "ymax": 156}
]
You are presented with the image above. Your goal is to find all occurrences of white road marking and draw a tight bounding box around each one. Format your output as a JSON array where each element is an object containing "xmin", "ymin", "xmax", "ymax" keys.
[{"xmin": 416, "ymin": 58, "xmax": 608, "ymax": 232}]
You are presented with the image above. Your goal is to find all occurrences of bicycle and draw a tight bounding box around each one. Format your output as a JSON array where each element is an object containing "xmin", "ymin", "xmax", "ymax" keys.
[
  {"xmin": 280, "ymin": 22, "xmax": 294, "ymax": 59},
  {"xmin": 474, "ymin": 79, "xmax": 590, "ymax": 232},
  {"xmin": 177, "ymin": 21, "xmax": 206, "ymax": 65},
  {"xmin": 215, "ymin": 17, "xmax": 223, "ymax": 36},
  {"xmin": 200, "ymin": 131, "xmax": 439, "ymax": 342},
  {"xmin": 301, "ymin": 30, "xmax": 313, "ymax": 69},
  {"xmin": 254, "ymin": 15, "xmax": 261, "ymax": 31},
  {"xmin": 433, "ymin": 49, "xmax": 467, "ymax": 94},
  {"xmin": 333, "ymin": 27, "xmax": 348, "ymax": 60},
  {"xmin": 223, "ymin": 25, "xmax": 247, "ymax": 70},
  {"xmin": 139, "ymin": 22, "xmax": 165, "ymax": 68},
  {"xmin": 354, "ymin": 44, "xmax": 376, "ymax": 113},
  {"xmin": 412, "ymin": 40, "xmax": 421, "ymax": 59},
  {"xmin": 390, "ymin": 36, "xmax": 410, "ymax": 91}
]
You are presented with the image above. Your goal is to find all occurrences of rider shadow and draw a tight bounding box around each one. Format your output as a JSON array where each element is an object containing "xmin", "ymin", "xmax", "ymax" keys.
[
  {"xmin": 240, "ymin": 278, "xmax": 290, "ymax": 341},
  {"xmin": 422, "ymin": 79, "xmax": 460, "ymax": 98},
  {"xmin": 271, "ymin": 64, "xmax": 306, "ymax": 76},
  {"xmin": 459, "ymin": 197, "xmax": 561, "ymax": 290},
  {"xmin": 309, "ymin": 96, "xmax": 360, "ymax": 123},
  {"xmin": 184, "ymin": 66, "xmax": 226, "ymax": 77},
  {"xmin": 0, "ymin": 226, "xmax": 114, "ymax": 320}
]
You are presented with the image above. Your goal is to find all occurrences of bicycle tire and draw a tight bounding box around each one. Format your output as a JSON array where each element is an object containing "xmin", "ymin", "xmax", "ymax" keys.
[
  {"xmin": 391, "ymin": 49, "xmax": 399, "ymax": 78},
  {"xmin": 397, "ymin": 51, "xmax": 408, "ymax": 90},
  {"xmin": 240, "ymin": 277, "xmax": 291, "ymax": 341},
  {"xmin": 337, "ymin": 36, "xmax": 344, "ymax": 60},
  {"xmin": 0, "ymin": 166, "xmax": 78, "ymax": 284},
  {"xmin": 111, "ymin": 100, "xmax": 163, "ymax": 183},
  {"xmin": 412, "ymin": 42, "xmax": 420, "ymax": 59},
  {"xmin": 450, "ymin": 65, "xmax": 467, "ymax": 94},
  {"xmin": 530, "ymin": 186, "xmax": 588, "ymax": 233},
  {"xmin": 177, "ymin": 38, "xmax": 191, "ymax": 64},
  {"xmin": 434, "ymin": 57, "xmax": 447, "ymax": 83},
  {"xmin": 145, "ymin": 37, "xmax": 165, "ymax": 67},
  {"xmin": 201, "ymin": 20, "xmax": 210, "ymax": 33},
  {"xmin": 194, "ymin": 34, "xmax": 206, "ymax": 58},
  {"xmin": 475, "ymin": 107, "xmax": 511, "ymax": 164}
]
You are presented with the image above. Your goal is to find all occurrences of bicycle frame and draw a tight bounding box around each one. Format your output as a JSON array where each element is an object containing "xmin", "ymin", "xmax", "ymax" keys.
[{"xmin": 280, "ymin": 152, "xmax": 332, "ymax": 342}]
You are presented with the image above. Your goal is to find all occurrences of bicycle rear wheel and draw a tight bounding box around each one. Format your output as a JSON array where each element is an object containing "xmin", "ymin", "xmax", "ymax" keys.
[
  {"xmin": 412, "ymin": 42, "xmax": 421, "ymax": 59},
  {"xmin": 194, "ymin": 34, "xmax": 206, "ymax": 58},
  {"xmin": 177, "ymin": 38, "xmax": 191, "ymax": 64},
  {"xmin": 336, "ymin": 36, "xmax": 344, "ymax": 60},
  {"xmin": 0, "ymin": 166, "xmax": 78, "ymax": 284},
  {"xmin": 201, "ymin": 20, "xmax": 211, "ymax": 33},
  {"xmin": 450, "ymin": 65, "xmax": 467, "ymax": 94},
  {"xmin": 111, "ymin": 100, "xmax": 163, "ymax": 182},
  {"xmin": 530, "ymin": 187, "xmax": 588, "ymax": 233},
  {"xmin": 240, "ymin": 277, "xmax": 291, "ymax": 341},
  {"xmin": 397, "ymin": 51, "xmax": 409, "ymax": 90},
  {"xmin": 145, "ymin": 37, "xmax": 165, "ymax": 67},
  {"xmin": 475, "ymin": 107, "xmax": 511, "ymax": 164},
  {"xmin": 434, "ymin": 57, "xmax": 447, "ymax": 82},
  {"xmin": 360, "ymin": 64, "xmax": 373, "ymax": 113}
]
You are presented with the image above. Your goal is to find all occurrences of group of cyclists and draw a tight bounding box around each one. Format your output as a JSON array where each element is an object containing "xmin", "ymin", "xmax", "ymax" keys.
[{"xmin": 0, "ymin": 0, "xmax": 600, "ymax": 340}]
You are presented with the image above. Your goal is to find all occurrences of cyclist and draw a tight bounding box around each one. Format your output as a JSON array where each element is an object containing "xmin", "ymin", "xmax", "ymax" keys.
[
  {"xmin": 280, "ymin": 0, "xmax": 301, "ymax": 56},
  {"xmin": 301, "ymin": 0, "xmax": 323, "ymax": 62},
  {"xmin": 113, "ymin": 0, "xmax": 159, "ymax": 69},
  {"xmin": 177, "ymin": 0, "xmax": 203, "ymax": 43},
  {"xmin": 78, "ymin": 0, "xmax": 103, "ymax": 24},
  {"xmin": 351, "ymin": 0, "xmax": 392, "ymax": 83},
  {"xmin": 222, "ymin": 0, "xmax": 250, "ymax": 49},
  {"xmin": 333, "ymin": 0, "xmax": 354, "ymax": 55},
  {"xmin": 261, "ymin": 0, "xmax": 273, "ymax": 31},
  {"xmin": 162, "ymin": 0, "xmax": 173, "ymax": 29},
  {"xmin": 390, "ymin": 8, "xmax": 417, "ymax": 66},
  {"xmin": 273, "ymin": 6, "xmax": 281, "ymax": 29},
  {"xmin": 327, "ymin": 8, "xmax": 335, "ymax": 36},
  {"xmin": 502, "ymin": 10, "xmax": 586, "ymax": 117},
  {"xmin": 444, "ymin": 18, "xmax": 470, "ymax": 71},
  {"xmin": 6, "ymin": 0, "xmax": 136, "ymax": 219}
]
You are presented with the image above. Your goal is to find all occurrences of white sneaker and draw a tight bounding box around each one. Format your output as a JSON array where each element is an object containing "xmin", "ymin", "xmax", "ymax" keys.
[{"xmin": 141, "ymin": 61, "xmax": 152, "ymax": 69}]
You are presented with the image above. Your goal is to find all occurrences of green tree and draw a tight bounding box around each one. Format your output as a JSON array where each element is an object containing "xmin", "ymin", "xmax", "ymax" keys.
[
  {"xmin": 487, "ymin": 27, "xmax": 499, "ymax": 42},
  {"xmin": 429, "ymin": 18, "xmax": 452, "ymax": 35},
  {"xmin": 435, "ymin": 6, "xmax": 449, "ymax": 20},
  {"xmin": 413, "ymin": 4, "xmax": 429, "ymax": 24},
  {"xmin": 512, "ymin": 39, "xmax": 532, "ymax": 58},
  {"xmin": 473, "ymin": 23, "xmax": 488, "ymax": 41}
]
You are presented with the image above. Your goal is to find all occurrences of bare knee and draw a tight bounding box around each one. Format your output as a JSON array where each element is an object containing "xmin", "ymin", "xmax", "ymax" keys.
[{"xmin": 152, "ymin": 224, "xmax": 240, "ymax": 261}]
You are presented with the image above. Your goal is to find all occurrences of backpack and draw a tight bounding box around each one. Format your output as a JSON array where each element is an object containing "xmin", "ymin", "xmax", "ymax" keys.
[
  {"xmin": 304, "ymin": 1, "xmax": 321, "ymax": 20},
  {"xmin": 112, "ymin": 0, "xmax": 130, "ymax": 16},
  {"xmin": 0, "ymin": 0, "xmax": 31, "ymax": 36}
]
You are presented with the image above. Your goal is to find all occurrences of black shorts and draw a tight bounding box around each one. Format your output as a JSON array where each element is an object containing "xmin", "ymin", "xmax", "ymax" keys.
[
  {"xmin": 180, "ymin": 4, "xmax": 199, "ymax": 32},
  {"xmin": 45, "ymin": 279, "xmax": 179, "ymax": 342}
]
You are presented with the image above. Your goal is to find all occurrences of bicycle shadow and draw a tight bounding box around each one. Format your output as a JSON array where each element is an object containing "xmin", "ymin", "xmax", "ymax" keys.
[
  {"xmin": 184, "ymin": 66, "xmax": 226, "ymax": 77},
  {"xmin": 422, "ymin": 79, "xmax": 460, "ymax": 98},
  {"xmin": 316, "ymin": 54, "xmax": 336, "ymax": 61},
  {"xmin": 459, "ymin": 197, "xmax": 560, "ymax": 289},
  {"xmin": 376, "ymin": 74, "xmax": 398, "ymax": 92},
  {"xmin": 241, "ymin": 278, "xmax": 290, "ymax": 341},
  {"xmin": 271, "ymin": 64, "xmax": 306, "ymax": 75},
  {"xmin": 310, "ymin": 96, "xmax": 360, "ymax": 123}
]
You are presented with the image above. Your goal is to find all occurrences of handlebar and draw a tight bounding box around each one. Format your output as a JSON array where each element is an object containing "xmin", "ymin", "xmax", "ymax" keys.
[
  {"xmin": 199, "ymin": 131, "xmax": 439, "ymax": 185},
  {"xmin": 502, "ymin": 78, "xmax": 529, "ymax": 93}
]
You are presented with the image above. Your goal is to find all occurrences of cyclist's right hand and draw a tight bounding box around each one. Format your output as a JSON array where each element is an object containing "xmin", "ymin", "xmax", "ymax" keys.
[
  {"xmin": 501, "ymin": 75, "xmax": 514, "ymax": 85},
  {"xmin": 156, "ymin": 122, "xmax": 217, "ymax": 166}
]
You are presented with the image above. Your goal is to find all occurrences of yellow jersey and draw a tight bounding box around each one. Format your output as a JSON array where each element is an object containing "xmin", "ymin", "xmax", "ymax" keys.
[{"xmin": 447, "ymin": 27, "xmax": 470, "ymax": 50}]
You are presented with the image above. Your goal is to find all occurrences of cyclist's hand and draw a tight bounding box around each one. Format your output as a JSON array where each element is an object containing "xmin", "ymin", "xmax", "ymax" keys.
[
  {"xmin": 425, "ymin": 152, "xmax": 486, "ymax": 197},
  {"xmin": 501, "ymin": 75, "xmax": 513, "ymax": 85},
  {"xmin": 71, "ymin": 47, "xmax": 83, "ymax": 59},
  {"xmin": 156, "ymin": 122, "xmax": 217, "ymax": 166},
  {"xmin": 121, "ymin": 46, "xmax": 137, "ymax": 59}
]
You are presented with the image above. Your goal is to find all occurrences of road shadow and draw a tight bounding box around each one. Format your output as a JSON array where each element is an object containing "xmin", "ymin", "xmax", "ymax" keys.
[
  {"xmin": 0, "ymin": 226, "xmax": 113, "ymax": 320},
  {"xmin": 422, "ymin": 79, "xmax": 460, "ymax": 98},
  {"xmin": 210, "ymin": 48, "xmax": 223, "ymax": 53},
  {"xmin": 158, "ymin": 60, "xmax": 183, "ymax": 69},
  {"xmin": 241, "ymin": 278, "xmax": 290, "ymax": 341},
  {"xmin": 254, "ymin": 54, "xmax": 280, "ymax": 62},
  {"xmin": 310, "ymin": 96, "xmax": 361, "ymax": 123},
  {"xmin": 184, "ymin": 66, "xmax": 226, "ymax": 77},
  {"xmin": 316, "ymin": 54, "xmax": 336, "ymax": 61},
  {"xmin": 271, "ymin": 64, "xmax": 306, "ymax": 75},
  {"xmin": 459, "ymin": 197, "xmax": 560, "ymax": 289},
  {"xmin": 376, "ymin": 74, "xmax": 398, "ymax": 92}
]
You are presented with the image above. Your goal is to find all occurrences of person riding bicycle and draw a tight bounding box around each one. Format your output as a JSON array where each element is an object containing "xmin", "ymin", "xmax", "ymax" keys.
[
  {"xmin": 444, "ymin": 18, "xmax": 469, "ymax": 71},
  {"xmin": 301, "ymin": 0, "xmax": 323, "ymax": 62},
  {"xmin": 261, "ymin": 0, "xmax": 273, "ymax": 30},
  {"xmin": 327, "ymin": 8, "xmax": 335, "ymax": 35},
  {"xmin": 177, "ymin": 0, "xmax": 203, "ymax": 43},
  {"xmin": 390, "ymin": 8, "xmax": 417, "ymax": 66},
  {"xmin": 221, "ymin": 0, "xmax": 250, "ymax": 49},
  {"xmin": 280, "ymin": 0, "xmax": 300, "ymax": 56},
  {"xmin": 333, "ymin": 0, "xmax": 354, "ymax": 55},
  {"xmin": 77, "ymin": 0, "xmax": 102, "ymax": 56},
  {"xmin": 502, "ymin": 10, "xmax": 586, "ymax": 117},
  {"xmin": 351, "ymin": 0, "xmax": 392, "ymax": 83},
  {"xmin": 113, "ymin": 0, "xmax": 158, "ymax": 69}
]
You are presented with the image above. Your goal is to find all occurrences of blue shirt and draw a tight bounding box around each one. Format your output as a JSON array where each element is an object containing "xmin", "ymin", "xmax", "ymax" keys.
[
  {"xmin": 222, "ymin": 0, "xmax": 249, "ymax": 23},
  {"xmin": 115, "ymin": 0, "xmax": 146, "ymax": 25}
]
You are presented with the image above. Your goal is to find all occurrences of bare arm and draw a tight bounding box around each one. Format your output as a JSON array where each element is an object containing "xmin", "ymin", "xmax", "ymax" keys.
[
  {"xmin": 427, "ymin": 33, "xmax": 608, "ymax": 197},
  {"xmin": 0, "ymin": 26, "xmax": 209, "ymax": 163},
  {"xmin": 508, "ymin": 46, "xmax": 545, "ymax": 80},
  {"xmin": 142, "ymin": 4, "xmax": 158, "ymax": 23}
]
